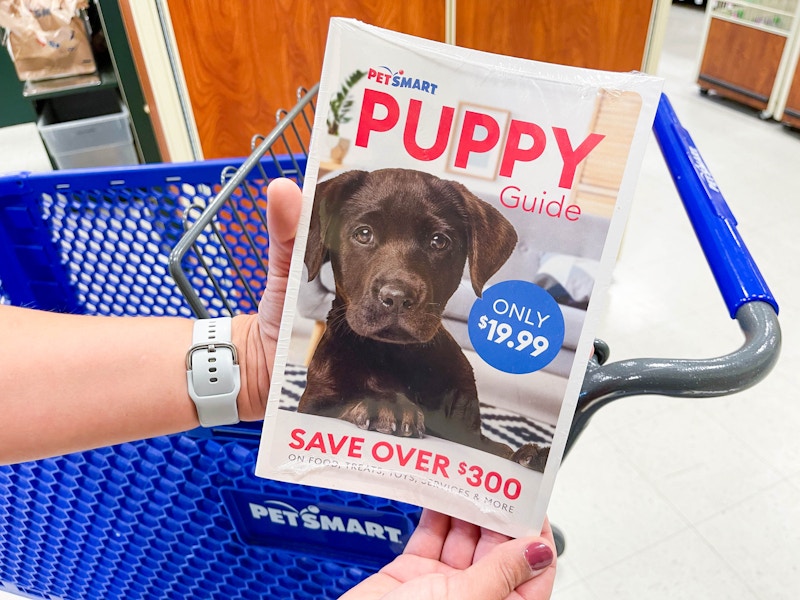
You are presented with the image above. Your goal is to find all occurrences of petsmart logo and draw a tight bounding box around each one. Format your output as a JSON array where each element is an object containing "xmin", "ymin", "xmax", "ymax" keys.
[
  {"xmin": 687, "ymin": 145, "xmax": 720, "ymax": 192},
  {"xmin": 368, "ymin": 66, "xmax": 439, "ymax": 95},
  {"xmin": 221, "ymin": 488, "xmax": 413, "ymax": 563},
  {"xmin": 249, "ymin": 500, "xmax": 404, "ymax": 543}
]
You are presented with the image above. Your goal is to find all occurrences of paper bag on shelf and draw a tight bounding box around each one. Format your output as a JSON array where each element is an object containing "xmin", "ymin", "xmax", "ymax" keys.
[{"xmin": 0, "ymin": 0, "xmax": 96, "ymax": 82}]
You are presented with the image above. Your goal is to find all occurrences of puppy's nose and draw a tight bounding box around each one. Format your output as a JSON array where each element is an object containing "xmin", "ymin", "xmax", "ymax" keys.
[{"xmin": 379, "ymin": 283, "xmax": 415, "ymax": 312}]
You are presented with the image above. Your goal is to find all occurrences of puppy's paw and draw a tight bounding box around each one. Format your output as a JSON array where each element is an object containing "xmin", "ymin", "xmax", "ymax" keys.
[
  {"xmin": 339, "ymin": 394, "xmax": 425, "ymax": 438},
  {"xmin": 512, "ymin": 443, "xmax": 550, "ymax": 472}
]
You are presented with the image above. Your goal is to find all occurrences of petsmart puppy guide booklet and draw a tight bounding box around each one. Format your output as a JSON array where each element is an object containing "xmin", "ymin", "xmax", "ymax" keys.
[{"xmin": 256, "ymin": 18, "xmax": 663, "ymax": 538}]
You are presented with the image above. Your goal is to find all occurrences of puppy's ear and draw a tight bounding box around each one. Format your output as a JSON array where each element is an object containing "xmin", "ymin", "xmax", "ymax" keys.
[
  {"xmin": 305, "ymin": 170, "xmax": 368, "ymax": 281},
  {"xmin": 450, "ymin": 181, "xmax": 518, "ymax": 296}
]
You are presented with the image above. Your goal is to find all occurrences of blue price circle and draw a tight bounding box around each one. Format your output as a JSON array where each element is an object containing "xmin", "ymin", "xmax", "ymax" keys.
[{"xmin": 468, "ymin": 280, "xmax": 565, "ymax": 374}]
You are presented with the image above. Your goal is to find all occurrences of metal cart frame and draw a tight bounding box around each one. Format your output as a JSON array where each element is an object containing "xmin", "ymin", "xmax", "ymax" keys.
[
  {"xmin": 168, "ymin": 87, "xmax": 781, "ymax": 454},
  {"xmin": 166, "ymin": 86, "xmax": 781, "ymax": 556},
  {"xmin": 0, "ymin": 85, "xmax": 780, "ymax": 599}
]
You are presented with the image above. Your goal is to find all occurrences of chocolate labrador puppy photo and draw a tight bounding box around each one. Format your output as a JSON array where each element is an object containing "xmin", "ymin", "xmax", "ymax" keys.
[{"xmin": 298, "ymin": 168, "xmax": 549, "ymax": 471}]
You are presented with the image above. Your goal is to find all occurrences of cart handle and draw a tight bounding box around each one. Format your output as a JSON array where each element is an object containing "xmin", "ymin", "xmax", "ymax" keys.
[
  {"xmin": 567, "ymin": 96, "xmax": 782, "ymax": 455},
  {"xmin": 653, "ymin": 94, "xmax": 778, "ymax": 319}
]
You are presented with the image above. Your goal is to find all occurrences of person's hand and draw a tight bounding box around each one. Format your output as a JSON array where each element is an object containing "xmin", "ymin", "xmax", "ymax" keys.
[
  {"xmin": 232, "ymin": 177, "xmax": 303, "ymax": 421},
  {"xmin": 340, "ymin": 509, "xmax": 556, "ymax": 600}
]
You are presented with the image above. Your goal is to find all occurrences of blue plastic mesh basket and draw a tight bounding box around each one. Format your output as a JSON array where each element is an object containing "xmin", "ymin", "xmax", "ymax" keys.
[
  {"xmin": 0, "ymin": 434, "xmax": 419, "ymax": 599},
  {"xmin": 0, "ymin": 160, "xmax": 282, "ymax": 318},
  {"xmin": 0, "ymin": 160, "xmax": 421, "ymax": 599}
]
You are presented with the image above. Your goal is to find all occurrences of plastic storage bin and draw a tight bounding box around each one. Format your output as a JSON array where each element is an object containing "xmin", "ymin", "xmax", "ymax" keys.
[{"xmin": 37, "ymin": 91, "xmax": 138, "ymax": 170}]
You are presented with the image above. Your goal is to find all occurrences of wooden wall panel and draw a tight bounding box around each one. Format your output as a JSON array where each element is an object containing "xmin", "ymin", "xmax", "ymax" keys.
[
  {"xmin": 167, "ymin": 1, "xmax": 445, "ymax": 159},
  {"xmin": 455, "ymin": 0, "xmax": 653, "ymax": 72}
]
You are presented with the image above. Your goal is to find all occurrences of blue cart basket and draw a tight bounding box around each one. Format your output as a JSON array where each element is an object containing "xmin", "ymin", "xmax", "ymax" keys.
[{"xmin": 0, "ymin": 87, "xmax": 780, "ymax": 599}]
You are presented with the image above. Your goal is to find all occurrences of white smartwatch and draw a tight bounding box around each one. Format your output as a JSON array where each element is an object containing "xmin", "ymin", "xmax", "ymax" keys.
[{"xmin": 186, "ymin": 317, "xmax": 241, "ymax": 427}]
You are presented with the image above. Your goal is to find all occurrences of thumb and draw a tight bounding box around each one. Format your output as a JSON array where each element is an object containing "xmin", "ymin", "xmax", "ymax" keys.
[
  {"xmin": 450, "ymin": 537, "xmax": 556, "ymax": 599},
  {"xmin": 264, "ymin": 177, "xmax": 303, "ymax": 279},
  {"xmin": 258, "ymin": 178, "xmax": 303, "ymax": 372}
]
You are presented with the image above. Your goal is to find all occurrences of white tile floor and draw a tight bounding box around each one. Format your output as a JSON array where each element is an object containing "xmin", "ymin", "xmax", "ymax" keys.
[
  {"xmin": 1, "ymin": 4, "xmax": 798, "ymax": 599},
  {"xmin": 549, "ymin": 5, "xmax": 800, "ymax": 600},
  {"xmin": 0, "ymin": 122, "xmax": 52, "ymax": 176}
]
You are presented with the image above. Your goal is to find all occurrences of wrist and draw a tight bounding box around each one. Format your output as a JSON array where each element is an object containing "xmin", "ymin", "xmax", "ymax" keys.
[{"xmin": 231, "ymin": 313, "xmax": 269, "ymax": 422}]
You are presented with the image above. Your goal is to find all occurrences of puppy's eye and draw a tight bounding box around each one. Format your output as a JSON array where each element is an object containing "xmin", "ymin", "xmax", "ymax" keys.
[
  {"xmin": 430, "ymin": 233, "xmax": 451, "ymax": 251},
  {"xmin": 353, "ymin": 226, "xmax": 374, "ymax": 245}
]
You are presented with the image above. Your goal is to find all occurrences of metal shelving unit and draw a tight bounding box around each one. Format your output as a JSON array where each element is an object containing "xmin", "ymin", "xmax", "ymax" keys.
[
  {"xmin": 696, "ymin": 0, "xmax": 800, "ymax": 118},
  {"xmin": 710, "ymin": 0, "xmax": 796, "ymax": 33}
]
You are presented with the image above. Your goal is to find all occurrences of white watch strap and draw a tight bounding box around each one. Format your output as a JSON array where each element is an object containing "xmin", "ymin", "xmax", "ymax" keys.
[{"xmin": 186, "ymin": 317, "xmax": 241, "ymax": 427}]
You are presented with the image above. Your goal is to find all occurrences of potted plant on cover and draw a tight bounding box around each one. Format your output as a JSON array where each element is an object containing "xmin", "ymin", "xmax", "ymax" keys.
[{"xmin": 326, "ymin": 69, "xmax": 366, "ymax": 163}]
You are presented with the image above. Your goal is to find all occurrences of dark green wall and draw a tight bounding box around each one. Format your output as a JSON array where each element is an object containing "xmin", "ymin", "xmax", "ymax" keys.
[
  {"xmin": 97, "ymin": 0, "xmax": 161, "ymax": 163},
  {"xmin": 0, "ymin": 49, "xmax": 37, "ymax": 128}
]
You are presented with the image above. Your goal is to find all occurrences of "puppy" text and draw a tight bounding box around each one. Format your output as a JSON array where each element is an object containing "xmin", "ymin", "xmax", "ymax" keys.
[{"xmin": 354, "ymin": 88, "xmax": 605, "ymax": 188}]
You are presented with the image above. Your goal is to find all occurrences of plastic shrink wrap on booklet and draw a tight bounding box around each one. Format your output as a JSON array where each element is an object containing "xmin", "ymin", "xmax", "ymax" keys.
[{"xmin": 256, "ymin": 17, "xmax": 663, "ymax": 537}]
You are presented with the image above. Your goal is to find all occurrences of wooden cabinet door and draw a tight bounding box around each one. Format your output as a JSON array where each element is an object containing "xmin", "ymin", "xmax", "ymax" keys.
[
  {"xmin": 167, "ymin": 1, "xmax": 445, "ymax": 159},
  {"xmin": 782, "ymin": 66, "xmax": 800, "ymax": 128},
  {"xmin": 455, "ymin": 0, "xmax": 653, "ymax": 72},
  {"xmin": 698, "ymin": 18, "xmax": 787, "ymax": 111}
]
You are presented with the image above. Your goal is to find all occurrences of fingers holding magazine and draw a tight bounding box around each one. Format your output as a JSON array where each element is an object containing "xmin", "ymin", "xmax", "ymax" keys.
[{"xmin": 340, "ymin": 508, "xmax": 556, "ymax": 599}]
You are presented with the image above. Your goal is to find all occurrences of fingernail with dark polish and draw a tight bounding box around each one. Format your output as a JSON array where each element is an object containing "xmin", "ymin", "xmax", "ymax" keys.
[{"xmin": 524, "ymin": 542, "xmax": 554, "ymax": 573}]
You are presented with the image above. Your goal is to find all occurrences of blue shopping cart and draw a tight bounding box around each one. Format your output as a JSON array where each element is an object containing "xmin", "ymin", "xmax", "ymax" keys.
[{"xmin": 0, "ymin": 87, "xmax": 780, "ymax": 599}]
